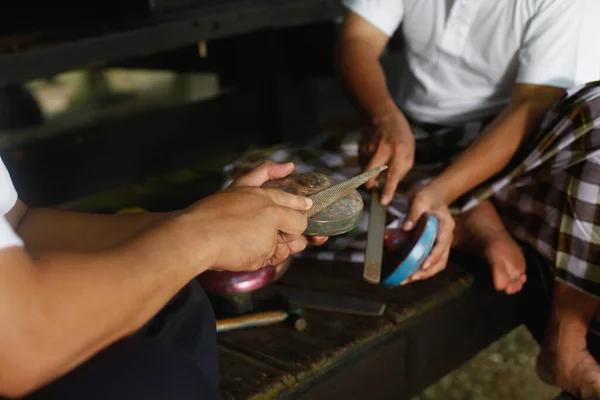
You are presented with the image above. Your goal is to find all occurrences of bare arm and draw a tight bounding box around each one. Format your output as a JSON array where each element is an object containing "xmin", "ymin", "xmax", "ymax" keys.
[
  {"xmin": 0, "ymin": 162, "xmax": 312, "ymax": 398},
  {"xmin": 430, "ymin": 84, "xmax": 566, "ymax": 204},
  {"xmin": 6, "ymin": 200, "xmax": 172, "ymax": 254},
  {"xmin": 337, "ymin": 11, "xmax": 415, "ymax": 203},
  {"xmin": 0, "ymin": 215, "xmax": 212, "ymax": 398},
  {"xmin": 337, "ymin": 11, "xmax": 397, "ymax": 122},
  {"xmin": 401, "ymin": 84, "xmax": 566, "ymax": 281},
  {"xmin": 6, "ymin": 167, "xmax": 327, "ymax": 254}
]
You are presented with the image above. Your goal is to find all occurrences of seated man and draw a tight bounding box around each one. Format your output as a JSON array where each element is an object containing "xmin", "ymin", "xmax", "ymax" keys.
[
  {"xmin": 338, "ymin": 0, "xmax": 600, "ymax": 398},
  {"xmin": 0, "ymin": 159, "xmax": 325, "ymax": 399}
]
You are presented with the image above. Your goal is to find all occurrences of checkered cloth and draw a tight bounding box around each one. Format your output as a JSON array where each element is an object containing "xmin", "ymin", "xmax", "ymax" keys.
[
  {"xmin": 477, "ymin": 82, "xmax": 600, "ymax": 299},
  {"xmin": 224, "ymin": 81, "xmax": 600, "ymax": 298},
  {"xmin": 222, "ymin": 133, "xmax": 421, "ymax": 264}
]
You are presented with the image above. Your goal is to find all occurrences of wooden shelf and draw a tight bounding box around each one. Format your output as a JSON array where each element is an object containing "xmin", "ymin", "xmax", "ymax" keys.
[{"xmin": 0, "ymin": 0, "xmax": 343, "ymax": 86}]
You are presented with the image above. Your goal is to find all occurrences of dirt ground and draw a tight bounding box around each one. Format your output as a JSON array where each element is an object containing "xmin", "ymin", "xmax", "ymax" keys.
[{"xmin": 413, "ymin": 326, "xmax": 561, "ymax": 400}]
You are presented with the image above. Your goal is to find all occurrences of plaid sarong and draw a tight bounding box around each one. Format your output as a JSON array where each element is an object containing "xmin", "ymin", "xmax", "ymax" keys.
[
  {"xmin": 224, "ymin": 81, "xmax": 600, "ymax": 299},
  {"xmin": 461, "ymin": 82, "xmax": 600, "ymax": 299}
]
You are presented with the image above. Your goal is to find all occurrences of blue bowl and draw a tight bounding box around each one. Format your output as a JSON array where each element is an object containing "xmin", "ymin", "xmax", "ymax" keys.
[{"xmin": 380, "ymin": 215, "xmax": 439, "ymax": 288}]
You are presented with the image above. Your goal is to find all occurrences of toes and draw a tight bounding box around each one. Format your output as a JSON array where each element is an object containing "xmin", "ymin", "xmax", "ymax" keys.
[
  {"xmin": 504, "ymin": 273, "xmax": 527, "ymax": 295},
  {"xmin": 491, "ymin": 268, "xmax": 526, "ymax": 295},
  {"xmin": 491, "ymin": 267, "xmax": 511, "ymax": 292},
  {"xmin": 505, "ymin": 281, "xmax": 523, "ymax": 295},
  {"xmin": 571, "ymin": 352, "xmax": 600, "ymax": 399},
  {"xmin": 493, "ymin": 271, "xmax": 527, "ymax": 294},
  {"xmin": 489, "ymin": 252, "xmax": 527, "ymax": 294},
  {"xmin": 494, "ymin": 279, "xmax": 509, "ymax": 292}
]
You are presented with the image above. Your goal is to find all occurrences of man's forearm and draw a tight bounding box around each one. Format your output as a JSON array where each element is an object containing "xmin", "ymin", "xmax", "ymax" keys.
[
  {"xmin": 432, "ymin": 94, "xmax": 561, "ymax": 205},
  {"xmin": 0, "ymin": 213, "xmax": 213, "ymax": 396},
  {"xmin": 337, "ymin": 38, "xmax": 399, "ymax": 122},
  {"xmin": 18, "ymin": 208, "xmax": 172, "ymax": 254}
]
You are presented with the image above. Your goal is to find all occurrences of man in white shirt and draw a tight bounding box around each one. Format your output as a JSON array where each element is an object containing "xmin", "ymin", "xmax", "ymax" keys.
[
  {"xmin": 0, "ymin": 157, "xmax": 325, "ymax": 399},
  {"xmin": 338, "ymin": 0, "xmax": 600, "ymax": 398}
]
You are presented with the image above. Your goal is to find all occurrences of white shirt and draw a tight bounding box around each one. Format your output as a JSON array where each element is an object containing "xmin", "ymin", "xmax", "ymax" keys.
[
  {"xmin": 0, "ymin": 157, "xmax": 23, "ymax": 249},
  {"xmin": 343, "ymin": 0, "xmax": 600, "ymax": 125}
]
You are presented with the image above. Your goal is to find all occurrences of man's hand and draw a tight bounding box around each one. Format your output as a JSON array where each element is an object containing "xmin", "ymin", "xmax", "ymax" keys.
[
  {"xmin": 185, "ymin": 161, "xmax": 332, "ymax": 272},
  {"xmin": 360, "ymin": 110, "xmax": 416, "ymax": 205},
  {"xmin": 399, "ymin": 183, "xmax": 455, "ymax": 285},
  {"xmin": 188, "ymin": 185, "xmax": 310, "ymax": 272},
  {"xmin": 338, "ymin": 11, "xmax": 414, "ymax": 205},
  {"xmin": 229, "ymin": 161, "xmax": 328, "ymax": 247},
  {"xmin": 228, "ymin": 161, "xmax": 297, "ymax": 189}
]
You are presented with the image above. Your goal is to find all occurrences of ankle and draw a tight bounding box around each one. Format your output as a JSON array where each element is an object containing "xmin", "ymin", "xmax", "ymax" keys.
[
  {"xmin": 542, "ymin": 326, "xmax": 589, "ymax": 376},
  {"xmin": 545, "ymin": 324, "xmax": 586, "ymax": 353}
]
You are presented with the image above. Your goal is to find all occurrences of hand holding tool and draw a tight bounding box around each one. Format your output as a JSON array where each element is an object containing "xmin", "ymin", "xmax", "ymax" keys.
[{"xmin": 262, "ymin": 166, "xmax": 387, "ymax": 236}]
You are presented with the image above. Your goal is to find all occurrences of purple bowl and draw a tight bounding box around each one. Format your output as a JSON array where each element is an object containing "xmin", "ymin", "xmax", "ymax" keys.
[{"xmin": 198, "ymin": 266, "xmax": 277, "ymax": 296}]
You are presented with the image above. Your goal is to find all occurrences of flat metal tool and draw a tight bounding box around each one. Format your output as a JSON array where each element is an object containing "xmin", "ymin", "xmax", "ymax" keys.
[
  {"xmin": 363, "ymin": 187, "xmax": 387, "ymax": 284},
  {"xmin": 303, "ymin": 165, "xmax": 387, "ymax": 218},
  {"xmin": 261, "ymin": 285, "xmax": 386, "ymax": 317}
]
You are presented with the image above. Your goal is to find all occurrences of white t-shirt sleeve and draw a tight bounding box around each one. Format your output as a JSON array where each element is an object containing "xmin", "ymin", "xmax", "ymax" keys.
[
  {"xmin": 517, "ymin": 0, "xmax": 600, "ymax": 88},
  {"xmin": 342, "ymin": 0, "xmax": 404, "ymax": 37},
  {"xmin": 0, "ymin": 157, "xmax": 23, "ymax": 249},
  {"xmin": 0, "ymin": 216, "xmax": 23, "ymax": 249}
]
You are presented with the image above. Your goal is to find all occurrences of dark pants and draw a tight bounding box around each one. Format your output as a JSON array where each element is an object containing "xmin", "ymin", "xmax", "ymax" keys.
[{"xmin": 19, "ymin": 280, "xmax": 221, "ymax": 400}]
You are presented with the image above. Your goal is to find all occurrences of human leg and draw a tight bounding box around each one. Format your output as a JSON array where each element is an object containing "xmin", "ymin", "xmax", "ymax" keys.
[
  {"xmin": 484, "ymin": 82, "xmax": 600, "ymax": 399},
  {"xmin": 452, "ymin": 200, "xmax": 527, "ymax": 295},
  {"xmin": 9, "ymin": 281, "xmax": 221, "ymax": 400},
  {"xmin": 139, "ymin": 280, "xmax": 219, "ymax": 385},
  {"xmin": 21, "ymin": 334, "xmax": 221, "ymax": 400},
  {"xmin": 536, "ymin": 282, "xmax": 600, "ymax": 399}
]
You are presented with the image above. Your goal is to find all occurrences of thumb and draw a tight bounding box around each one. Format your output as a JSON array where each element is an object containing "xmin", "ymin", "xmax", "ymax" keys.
[
  {"xmin": 231, "ymin": 161, "xmax": 295, "ymax": 188},
  {"xmin": 364, "ymin": 144, "xmax": 391, "ymax": 189},
  {"xmin": 403, "ymin": 200, "xmax": 426, "ymax": 232},
  {"xmin": 263, "ymin": 188, "xmax": 312, "ymax": 211}
]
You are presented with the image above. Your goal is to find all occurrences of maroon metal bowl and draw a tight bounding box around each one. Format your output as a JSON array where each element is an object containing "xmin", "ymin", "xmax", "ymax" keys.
[{"xmin": 198, "ymin": 266, "xmax": 277, "ymax": 296}]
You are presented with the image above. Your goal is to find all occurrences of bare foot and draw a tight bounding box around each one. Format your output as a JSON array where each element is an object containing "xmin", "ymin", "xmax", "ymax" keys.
[
  {"xmin": 538, "ymin": 347, "xmax": 600, "ymax": 399},
  {"xmin": 536, "ymin": 281, "xmax": 600, "ymax": 399},
  {"xmin": 453, "ymin": 201, "xmax": 527, "ymax": 295}
]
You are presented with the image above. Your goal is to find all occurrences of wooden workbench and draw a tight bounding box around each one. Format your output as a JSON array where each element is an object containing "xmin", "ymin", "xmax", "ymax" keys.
[
  {"xmin": 217, "ymin": 258, "xmax": 520, "ymax": 399},
  {"xmin": 54, "ymin": 158, "xmax": 521, "ymax": 400}
]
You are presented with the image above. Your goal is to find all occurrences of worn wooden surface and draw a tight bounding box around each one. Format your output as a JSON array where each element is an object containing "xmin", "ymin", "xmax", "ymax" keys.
[{"xmin": 216, "ymin": 259, "xmax": 476, "ymax": 399}]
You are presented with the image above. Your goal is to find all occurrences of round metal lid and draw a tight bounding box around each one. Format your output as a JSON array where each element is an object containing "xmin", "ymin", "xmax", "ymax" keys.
[{"xmin": 262, "ymin": 172, "xmax": 364, "ymax": 236}]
